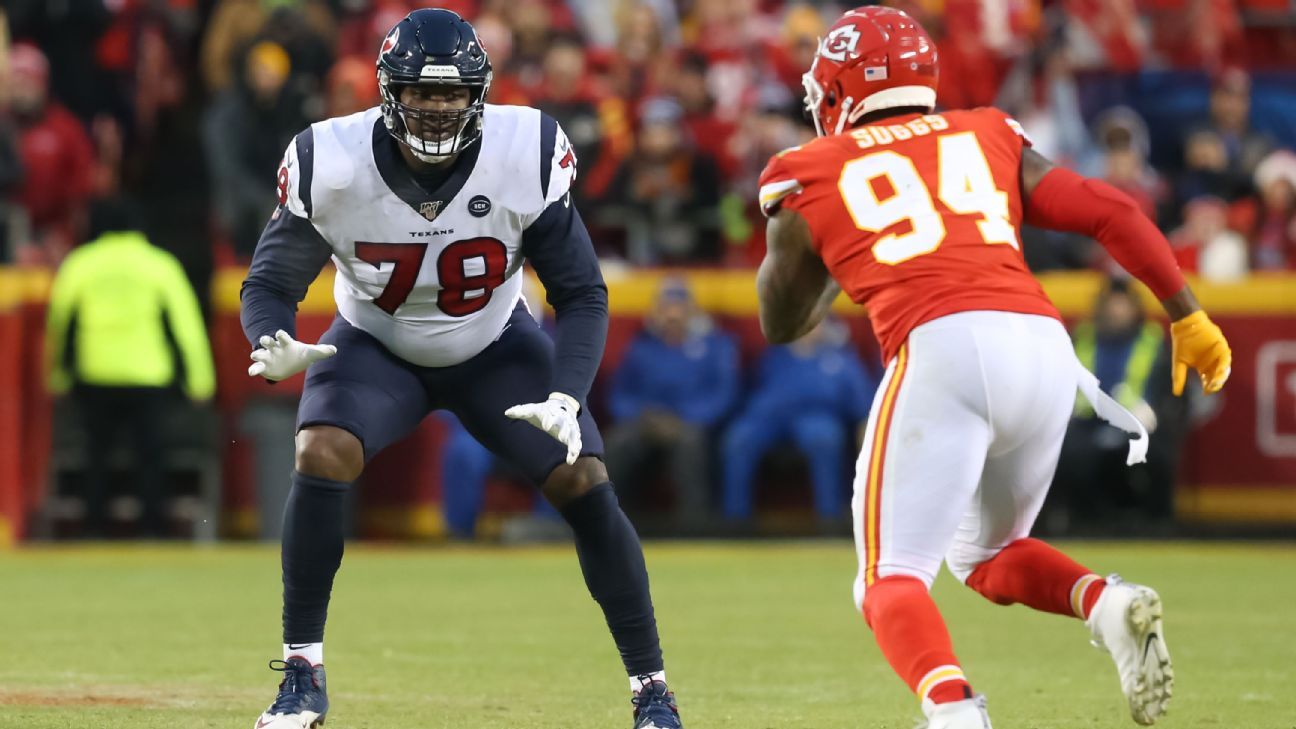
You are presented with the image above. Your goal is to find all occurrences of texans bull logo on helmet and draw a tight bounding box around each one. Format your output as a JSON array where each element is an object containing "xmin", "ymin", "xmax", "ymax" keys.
[{"xmin": 380, "ymin": 27, "xmax": 399, "ymax": 56}]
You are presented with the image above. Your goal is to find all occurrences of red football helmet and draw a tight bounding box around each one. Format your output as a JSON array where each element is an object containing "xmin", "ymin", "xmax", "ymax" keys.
[{"xmin": 803, "ymin": 6, "xmax": 939, "ymax": 137}]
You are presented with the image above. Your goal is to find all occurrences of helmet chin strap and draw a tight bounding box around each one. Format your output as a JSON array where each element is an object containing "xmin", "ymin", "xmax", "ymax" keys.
[
  {"xmin": 833, "ymin": 96, "xmax": 855, "ymax": 135},
  {"xmin": 844, "ymin": 98, "xmax": 870, "ymax": 129}
]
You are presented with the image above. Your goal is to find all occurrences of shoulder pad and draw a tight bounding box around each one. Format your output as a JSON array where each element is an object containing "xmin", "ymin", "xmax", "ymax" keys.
[
  {"xmin": 276, "ymin": 132, "xmax": 310, "ymax": 219},
  {"xmin": 757, "ymin": 146, "xmax": 808, "ymax": 217}
]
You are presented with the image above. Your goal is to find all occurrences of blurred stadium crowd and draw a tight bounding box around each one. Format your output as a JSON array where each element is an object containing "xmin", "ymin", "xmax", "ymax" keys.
[
  {"xmin": 4, "ymin": 0, "xmax": 1296, "ymax": 275},
  {"xmin": 3, "ymin": 0, "xmax": 1295, "ymax": 538}
]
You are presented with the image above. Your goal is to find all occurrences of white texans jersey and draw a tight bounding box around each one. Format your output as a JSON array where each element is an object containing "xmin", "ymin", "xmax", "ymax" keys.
[{"xmin": 275, "ymin": 104, "xmax": 576, "ymax": 367}]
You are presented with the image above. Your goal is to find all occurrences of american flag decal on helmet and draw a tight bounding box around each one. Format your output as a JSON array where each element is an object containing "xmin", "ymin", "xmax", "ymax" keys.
[{"xmin": 864, "ymin": 66, "xmax": 888, "ymax": 81}]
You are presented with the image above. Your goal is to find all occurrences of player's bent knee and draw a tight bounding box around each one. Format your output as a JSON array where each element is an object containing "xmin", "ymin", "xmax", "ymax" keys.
[
  {"xmin": 945, "ymin": 541, "xmax": 1000, "ymax": 584},
  {"xmin": 295, "ymin": 426, "xmax": 364, "ymax": 482},
  {"xmin": 541, "ymin": 457, "xmax": 609, "ymax": 509},
  {"xmin": 853, "ymin": 566, "xmax": 937, "ymax": 613},
  {"xmin": 857, "ymin": 574, "xmax": 933, "ymax": 626}
]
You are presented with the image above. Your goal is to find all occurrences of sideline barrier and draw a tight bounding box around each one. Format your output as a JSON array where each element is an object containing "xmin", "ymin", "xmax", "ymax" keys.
[
  {"xmin": 2, "ymin": 266, "xmax": 1293, "ymax": 540},
  {"xmin": 0, "ymin": 268, "xmax": 52, "ymax": 544}
]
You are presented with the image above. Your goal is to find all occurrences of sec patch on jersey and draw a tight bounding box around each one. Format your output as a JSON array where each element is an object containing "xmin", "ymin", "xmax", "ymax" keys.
[{"xmin": 468, "ymin": 194, "xmax": 492, "ymax": 217}]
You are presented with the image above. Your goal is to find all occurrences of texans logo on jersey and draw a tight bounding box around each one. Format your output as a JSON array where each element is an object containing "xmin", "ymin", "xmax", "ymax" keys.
[{"xmin": 557, "ymin": 140, "xmax": 577, "ymax": 185}]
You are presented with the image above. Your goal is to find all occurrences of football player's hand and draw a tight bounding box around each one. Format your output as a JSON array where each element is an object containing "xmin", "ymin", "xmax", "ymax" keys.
[
  {"xmin": 505, "ymin": 392, "xmax": 582, "ymax": 465},
  {"xmin": 247, "ymin": 330, "xmax": 337, "ymax": 381},
  {"xmin": 1170, "ymin": 311, "xmax": 1231, "ymax": 396}
]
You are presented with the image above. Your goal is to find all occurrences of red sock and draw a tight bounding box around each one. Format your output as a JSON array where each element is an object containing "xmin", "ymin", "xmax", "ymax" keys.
[
  {"xmin": 862, "ymin": 575, "xmax": 972, "ymax": 705},
  {"xmin": 965, "ymin": 538, "xmax": 1107, "ymax": 619}
]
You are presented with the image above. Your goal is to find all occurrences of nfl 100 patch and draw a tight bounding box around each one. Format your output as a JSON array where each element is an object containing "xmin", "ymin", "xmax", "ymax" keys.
[{"xmin": 419, "ymin": 200, "xmax": 444, "ymax": 221}]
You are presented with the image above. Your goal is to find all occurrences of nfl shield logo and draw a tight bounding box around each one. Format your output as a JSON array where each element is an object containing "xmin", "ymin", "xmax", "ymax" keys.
[{"xmin": 419, "ymin": 200, "xmax": 443, "ymax": 221}]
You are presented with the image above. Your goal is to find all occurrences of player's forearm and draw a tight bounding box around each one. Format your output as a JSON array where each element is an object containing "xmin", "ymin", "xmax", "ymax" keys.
[
  {"xmin": 757, "ymin": 270, "xmax": 836, "ymax": 344},
  {"xmin": 1159, "ymin": 286, "xmax": 1202, "ymax": 321},
  {"xmin": 549, "ymin": 287, "xmax": 609, "ymax": 405},
  {"xmin": 758, "ymin": 208, "xmax": 835, "ymax": 343},
  {"xmin": 1024, "ymin": 167, "xmax": 1185, "ymax": 301},
  {"xmin": 239, "ymin": 284, "xmax": 299, "ymax": 347},
  {"xmin": 240, "ymin": 212, "xmax": 333, "ymax": 347},
  {"xmin": 757, "ymin": 285, "xmax": 811, "ymax": 344},
  {"xmin": 522, "ymin": 201, "xmax": 609, "ymax": 405},
  {"xmin": 239, "ymin": 240, "xmax": 317, "ymax": 346},
  {"xmin": 806, "ymin": 279, "xmax": 842, "ymax": 329}
]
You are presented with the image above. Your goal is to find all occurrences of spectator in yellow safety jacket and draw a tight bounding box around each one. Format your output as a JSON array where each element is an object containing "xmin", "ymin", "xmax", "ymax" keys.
[
  {"xmin": 45, "ymin": 198, "xmax": 215, "ymax": 537},
  {"xmin": 1047, "ymin": 278, "xmax": 1184, "ymax": 534}
]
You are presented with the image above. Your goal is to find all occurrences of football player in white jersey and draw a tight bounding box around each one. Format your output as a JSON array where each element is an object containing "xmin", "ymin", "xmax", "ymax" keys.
[{"xmin": 241, "ymin": 9, "xmax": 682, "ymax": 728}]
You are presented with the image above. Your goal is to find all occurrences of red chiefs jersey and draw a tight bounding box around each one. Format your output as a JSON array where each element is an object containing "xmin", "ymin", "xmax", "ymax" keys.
[{"xmin": 758, "ymin": 108, "xmax": 1060, "ymax": 363}]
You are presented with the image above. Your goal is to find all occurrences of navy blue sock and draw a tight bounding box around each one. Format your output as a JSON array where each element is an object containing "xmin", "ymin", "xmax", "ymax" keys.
[
  {"xmin": 559, "ymin": 482, "xmax": 664, "ymax": 675},
  {"xmin": 282, "ymin": 470, "xmax": 349, "ymax": 644}
]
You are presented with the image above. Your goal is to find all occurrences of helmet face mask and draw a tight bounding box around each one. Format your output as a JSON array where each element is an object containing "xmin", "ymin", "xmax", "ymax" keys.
[
  {"xmin": 379, "ymin": 73, "xmax": 491, "ymax": 161},
  {"xmin": 376, "ymin": 9, "xmax": 492, "ymax": 163},
  {"xmin": 802, "ymin": 65, "xmax": 828, "ymax": 137}
]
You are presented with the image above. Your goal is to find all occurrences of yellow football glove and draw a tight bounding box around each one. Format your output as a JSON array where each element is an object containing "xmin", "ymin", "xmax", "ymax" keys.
[{"xmin": 1170, "ymin": 311, "xmax": 1231, "ymax": 396}]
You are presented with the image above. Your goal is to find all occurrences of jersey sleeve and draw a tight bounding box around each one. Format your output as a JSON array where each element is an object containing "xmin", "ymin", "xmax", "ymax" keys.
[
  {"xmin": 240, "ymin": 127, "xmax": 333, "ymax": 349},
  {"xmin": 540, "ymin": 113, "xmax": 578, "ymax": 208},
  {"xmin": 981, "ymin": 106, "xmax": 1033, "ymax": 148},
  {"xmin": 525, "ymin": 112, "xmax": 608, "ymax": 404},
  {"xmin": 277, "ymin": 129, "xmax": 314, "ymax": 219},
  {"xmin": 757, "ymin": 147, "xmax": 807, "ymax": 217}
]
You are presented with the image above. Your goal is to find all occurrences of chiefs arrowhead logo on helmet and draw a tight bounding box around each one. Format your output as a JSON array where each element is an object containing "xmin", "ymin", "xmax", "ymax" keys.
[
  {"xmin": 803, "ymin": 7, "xmax": 939, "ymax": 137},
  {"xmin": 821, "ymin": 24, "xmax": 863, "ymax": 62}
]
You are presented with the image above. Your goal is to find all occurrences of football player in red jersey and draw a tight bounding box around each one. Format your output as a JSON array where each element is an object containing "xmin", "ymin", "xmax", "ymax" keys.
[{"xmin": 756, "ymin": 7, "xmax": 1231, "ymax": 729}]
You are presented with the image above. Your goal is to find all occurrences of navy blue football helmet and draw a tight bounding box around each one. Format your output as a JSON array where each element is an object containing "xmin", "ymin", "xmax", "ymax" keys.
[{"xmin": 376, "ymin": 8, "xmax": 492, "ymax": 161}]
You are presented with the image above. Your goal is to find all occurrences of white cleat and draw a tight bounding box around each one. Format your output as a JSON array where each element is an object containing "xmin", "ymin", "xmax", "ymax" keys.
[
  {"xmin": 1086, "ymin": 575, "xmax": 1174, "ymax": 725},
  {"xmin": 253, "ymin": 710, "xmax": 323, "ymax": 729},
  {"xmin": 917, "ymin": 694, "xmax": 992, "ymax": 729}
]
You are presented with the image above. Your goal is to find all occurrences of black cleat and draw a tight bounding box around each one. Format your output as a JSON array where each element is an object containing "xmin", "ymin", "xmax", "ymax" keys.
[
  {"xmin": 631, "ymin": 680, "xmax": 682, "ymax": 729},
  {"xmin": 253, "ymin": 657, "xmax": 329, "ymax": 728}
]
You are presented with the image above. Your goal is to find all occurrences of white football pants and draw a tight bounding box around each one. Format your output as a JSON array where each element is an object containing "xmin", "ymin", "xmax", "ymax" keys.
[{"xmin": 851, "ymin": 311, "xmax": 1147, "ymax": 611}]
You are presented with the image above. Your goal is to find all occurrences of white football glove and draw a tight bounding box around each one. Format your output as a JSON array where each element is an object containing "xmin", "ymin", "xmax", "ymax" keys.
[
  {"xmin": 505, "ymin": 392, "xmax": 582, "ymax": 465},
  {"xmin": 247, "ymin": 330, "xmax": 337, "ymax": 381}
]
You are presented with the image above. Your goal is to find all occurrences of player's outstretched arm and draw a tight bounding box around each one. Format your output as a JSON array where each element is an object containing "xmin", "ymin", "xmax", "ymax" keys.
[
  {"xmin": 240, "ymin": 214, "xmax": 335, "ymax": 381},
  {"xmin": 510, "ymin": 194, "xmax": 607, "ymax": 464},
  {"xmin": 1020, "ymin": 148, "xmax": 1231, "ymax": 395},
  {"xmin": 241, "ymin": 132, "xmax": 337, "ymax": 380},
  {"xmin": 757, "ymin": 207, "xmax": 839, "ymax": 344},
  {"xmin": 519, "ymin": 197, "xmax": 608, "ymax": 406}
]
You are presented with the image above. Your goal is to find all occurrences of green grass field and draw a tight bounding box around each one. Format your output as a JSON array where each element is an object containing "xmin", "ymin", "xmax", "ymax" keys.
[{"xmin": 1, "ymin": 541, "xmax": 1293, "ymax": 728}]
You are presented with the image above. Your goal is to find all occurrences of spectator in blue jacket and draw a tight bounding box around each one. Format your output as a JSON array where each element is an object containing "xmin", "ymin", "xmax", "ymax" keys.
[
  {"xmin": 721, "ymin": 317, "xmax": 878, "ymax": 523},
  {"xmin": 604, "ymin": 277, "xmax": 740, "ymax": 525},
  {"xmin": 438, "ymin": 412, "xmax": 563, "ymax": 540},
  {"xmin": 439, "ymin": 412, "xmax": 497, "ymax": 538}
]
